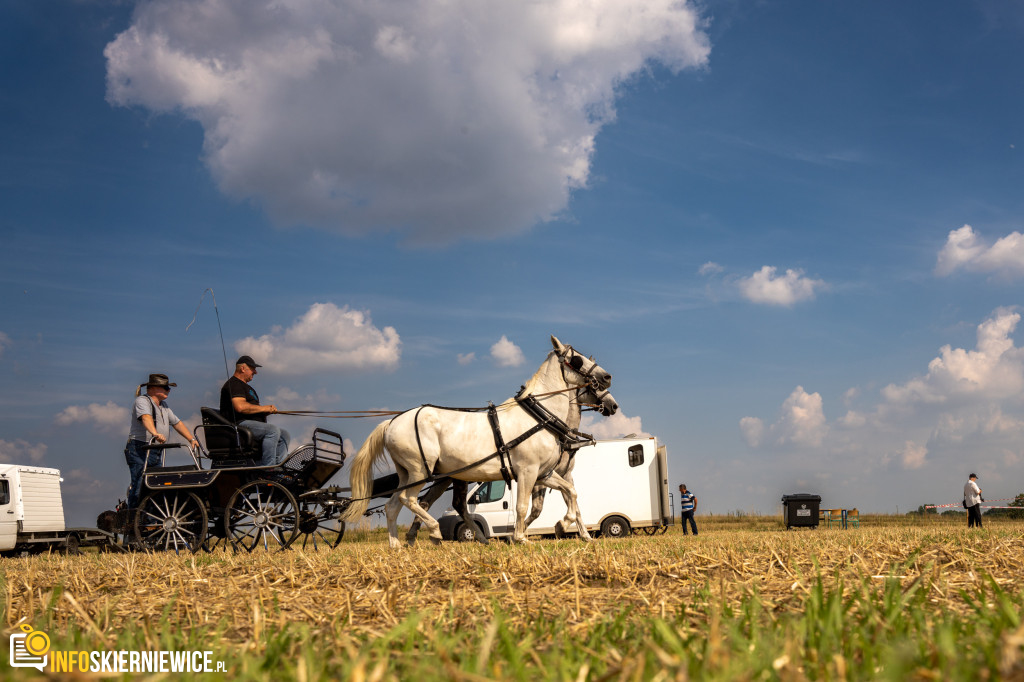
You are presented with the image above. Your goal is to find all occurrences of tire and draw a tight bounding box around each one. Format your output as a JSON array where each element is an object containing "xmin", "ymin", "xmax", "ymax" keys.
[
  {"xmin": 63, "ymin": 532, "xmax": 82, "ymax": 556},
  {"xmin": 600, "ymin": 516, "xmax": 630, "ymax": 539},
  {"xmin": 134, "ymin": 491, "xmax": 208, "ymax": 553},
  {"xmin": 224, "ymin": 479, "xmax": 298, "ymax": 552},
  {"xmin": 454, "ymin": 522, "xmax": 480, "ymax": 543}
]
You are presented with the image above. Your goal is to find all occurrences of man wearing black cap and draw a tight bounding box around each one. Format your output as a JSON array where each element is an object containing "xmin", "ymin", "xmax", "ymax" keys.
[
  {"xmin": 125, "ymin": 373, "xmax": 199, "ymax": 508},
  {"xmin": 219, "ymin": 356, "xmax": 290, "ymax": 466},
  {"xmin": 964, "ymin": 473, "xmax": 983, "ymax": 528}
]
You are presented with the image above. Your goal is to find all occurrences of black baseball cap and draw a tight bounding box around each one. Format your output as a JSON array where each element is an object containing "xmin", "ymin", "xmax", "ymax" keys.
[
  {"xmin": 969, "ymin": 473, "xmax": 977, "ymax": 479},
  {"xmin": 236, "ymin": 355, "xmax": 262, "ymax": 370}
]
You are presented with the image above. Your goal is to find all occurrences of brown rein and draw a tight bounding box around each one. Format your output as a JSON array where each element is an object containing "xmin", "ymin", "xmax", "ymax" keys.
[{"xmin": 274, "ymin": 384, "xmax": 594, "ymax": 419}]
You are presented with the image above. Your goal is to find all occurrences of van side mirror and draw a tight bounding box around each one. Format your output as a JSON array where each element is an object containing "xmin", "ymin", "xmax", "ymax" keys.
[{"xmin": 468, "ymin": 493, "xmax": 480, "ymax": 505}]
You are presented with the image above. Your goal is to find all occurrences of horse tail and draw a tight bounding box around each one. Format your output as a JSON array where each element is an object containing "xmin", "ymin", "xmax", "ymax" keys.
[{"xmin": 341, "ymin": 419, "xmax": 392, "ymax": 521}]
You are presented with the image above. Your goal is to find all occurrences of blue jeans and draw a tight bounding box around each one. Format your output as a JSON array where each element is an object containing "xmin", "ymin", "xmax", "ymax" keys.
[
  {"xmin": 239, "ymin": 420, "xmax": 291, "ymax": 466},
  {"xmin": 124, "ymin": 440, "xmax": 161, "ymax": 508},
  {"xmin": 681, "ymin": 510, "xmax": 698, "ymax": 535}
]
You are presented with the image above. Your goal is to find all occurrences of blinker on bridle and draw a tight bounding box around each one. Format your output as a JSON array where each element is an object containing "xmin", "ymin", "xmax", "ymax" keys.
[{"xmin": 560, "ymin": 345, "xmax": 602, "ymax": 389}]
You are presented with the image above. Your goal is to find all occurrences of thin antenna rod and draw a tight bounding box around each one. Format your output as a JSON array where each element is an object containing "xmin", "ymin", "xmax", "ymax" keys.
[{"xmin": 186, "ymin": 288, "xmax": 230, "ymax": 379}]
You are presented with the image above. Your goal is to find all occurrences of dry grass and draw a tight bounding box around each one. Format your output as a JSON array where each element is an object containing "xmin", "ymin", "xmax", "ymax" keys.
[
  {"xmin": 3, "ymin": 515, "xmax": 1024, "ymax": 680},
  {"xmin": 4, "ymin": 516, "xmax": 1022, "ymax": 642}
]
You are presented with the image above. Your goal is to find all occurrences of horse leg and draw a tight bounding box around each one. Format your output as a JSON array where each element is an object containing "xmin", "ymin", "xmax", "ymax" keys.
[
  {"xmin": 449, "ymin": 479, "xmax": 486, "ymax": 544},
  {"xmin": 397, "ymin": 486, "xmax": 443, "ymax": 545},
  {"xmin": 406, "ymin": 478, "xmax": 450, "ymax": 546},
  {"xmin": 384, "ymin": 493, "xmax": 404, "ymax": 549},
  {"xmin": 512, "ymin": 468, "xmax": 540, "ymax": 543},
  {"xmin": 525, "ymin": 486, "xmax": 547, "ymax": 528},
  {"xmin": 541, "ymin": 471, "xmax": 592, "ymax": 542}
]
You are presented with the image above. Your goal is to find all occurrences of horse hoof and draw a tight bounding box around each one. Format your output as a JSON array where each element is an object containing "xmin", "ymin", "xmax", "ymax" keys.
[{"xmin": 429, "ymin": 536, "xmax": 442, "ymax": 546}]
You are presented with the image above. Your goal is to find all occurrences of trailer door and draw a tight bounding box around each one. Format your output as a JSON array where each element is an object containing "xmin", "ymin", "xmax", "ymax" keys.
[{"xmin": 0, "ymin": 477, "xmax": 17, "ymax": 550}]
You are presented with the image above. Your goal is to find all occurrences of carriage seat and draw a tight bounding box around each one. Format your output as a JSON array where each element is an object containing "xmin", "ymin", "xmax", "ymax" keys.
[{"xmin": 198, "ymin": 407, "xmax": 260, "ymax": 467}]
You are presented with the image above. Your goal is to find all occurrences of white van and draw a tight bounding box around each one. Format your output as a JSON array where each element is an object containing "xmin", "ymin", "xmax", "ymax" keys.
[{"xmin": 436, "ymin": 437, "xmax": 672, "ymax": 541}]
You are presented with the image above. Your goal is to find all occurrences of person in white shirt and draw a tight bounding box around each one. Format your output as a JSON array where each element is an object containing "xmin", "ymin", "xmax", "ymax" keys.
[{"xmin": 963, "ymin": 473, "xmax": 983, "ymax": 528}]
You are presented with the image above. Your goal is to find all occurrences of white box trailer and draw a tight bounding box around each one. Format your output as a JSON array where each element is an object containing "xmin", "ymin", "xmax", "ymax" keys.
[
  {"xmin": 0, "ymin": 464, "xmax": 112, "ymax": 554},
  {"xmin": 437, "ymin": 436, "xmax": 672, "ymax": 541}
]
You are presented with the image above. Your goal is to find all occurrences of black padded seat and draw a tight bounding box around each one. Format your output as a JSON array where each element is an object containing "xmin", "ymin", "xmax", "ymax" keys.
[{"xmin": 198, "ymin": 407, "xmax": 261, "ymax": 464}]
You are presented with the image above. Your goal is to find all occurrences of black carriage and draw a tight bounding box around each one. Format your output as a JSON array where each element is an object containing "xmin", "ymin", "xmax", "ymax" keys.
[{"xmin": 128, "ymin": 407, "xmax": 347, "ymax": 553}]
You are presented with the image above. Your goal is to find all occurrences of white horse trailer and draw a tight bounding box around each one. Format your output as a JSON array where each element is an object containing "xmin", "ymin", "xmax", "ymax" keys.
[
  {"xmin": 0, "ymin": 465, "xmax": 112, "ymax": 555},
  {"xmin": 437, "ymin": 437, "xmax": 672, "ymax": 541}
]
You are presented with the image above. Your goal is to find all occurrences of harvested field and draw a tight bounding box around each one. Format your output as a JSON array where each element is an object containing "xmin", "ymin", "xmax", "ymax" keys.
[{"xmin": 3, "ymin": 515, "xmax": 1024, "ymax": 680}]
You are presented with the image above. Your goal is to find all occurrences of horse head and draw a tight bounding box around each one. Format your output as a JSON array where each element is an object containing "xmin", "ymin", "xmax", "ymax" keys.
[
  {"xmin": 551, "ymin": 335, "xmax": 612, "ymax": 390},
  {"xmin": 579, "ymin": 386, "xmax": 618, "ymax": 416}
]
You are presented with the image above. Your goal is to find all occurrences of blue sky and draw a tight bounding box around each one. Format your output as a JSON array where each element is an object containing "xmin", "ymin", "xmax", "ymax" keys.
[{"xmin": 2, "ymin": 0, "xmax": 1024, "ymax": 525}]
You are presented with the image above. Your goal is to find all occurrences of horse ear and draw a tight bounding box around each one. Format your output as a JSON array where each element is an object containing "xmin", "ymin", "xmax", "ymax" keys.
[{"xmin": 550, "ymin": 335, "xmax": 563, "ymax": 351}]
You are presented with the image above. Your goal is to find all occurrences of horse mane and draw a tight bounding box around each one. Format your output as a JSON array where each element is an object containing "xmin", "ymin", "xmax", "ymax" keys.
[{"xmin": 499, "ymin": 351, "xmax": 559, "ymax": 407}]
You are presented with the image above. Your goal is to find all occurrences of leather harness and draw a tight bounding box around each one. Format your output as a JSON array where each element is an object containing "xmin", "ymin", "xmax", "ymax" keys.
[{"xmin": 376, "ymin": 385, "xmax": 595, "ymax": 501}]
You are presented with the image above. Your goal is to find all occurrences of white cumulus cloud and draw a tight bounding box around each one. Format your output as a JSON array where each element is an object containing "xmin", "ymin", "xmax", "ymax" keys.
[
  {"xmin": 104, "ymin": 0, "xmax": 710, "ymax": 243},
  {"xmin": 741, "ymin": 386, "xmax": 828, "ymax": 448},
  {"xmin": 698, "ymin": 261, "xmax": 723, "ymax": 276},
  {"xmin": 899, "ymin": 441, "xmax": 928, "ymax": 470},
  {"xmin": 457, "ymin": 352, "xmax": 476, "ymax": 366},
  {"xmin": 936, "ymin": 225, "xmax": 1024, "ymax": 278},
  {"xmin": 739, "ymin": 416, "xmax": 764, "ymax": 448},
  {"xmin": 0, "ymin": 439, "xmax": 48, "ymax": 464},
  {"xmin": 236, "ymin": 303, "xmax": 400, "ymax": 375},
  {"xmin": 881, "ymin": 308, "xmax": 1024, "ymax": 405},
  {"xmin": 738, "ymin": 266, "xmax": 825, "ymax": 306},
  {"xmin": 55, "ymin": 401, "xmax": 128, "ymax": 432},
  {"xmin": 581, "ymin": 411, "xmax": 650, "ymax": 440},
  {"xmin": 490, "ymin": 336, "xmax": 525, "ymax": 368}
]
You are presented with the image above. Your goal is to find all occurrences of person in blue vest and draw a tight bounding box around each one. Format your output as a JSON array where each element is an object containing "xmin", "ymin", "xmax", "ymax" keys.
[{"xmin": 678, "ymin": 483, "xmax": 698, "ymax": 535}]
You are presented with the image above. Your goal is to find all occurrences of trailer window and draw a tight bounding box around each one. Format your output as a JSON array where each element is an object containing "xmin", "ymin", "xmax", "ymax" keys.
[
  {"xmin": 627, "ymin": 445, "xmax": 644, "ymax": 467},
  {"xmin": 477, "ymin": 480, "xmax": 507, "ymax": 503},
  {"xmin": 0, "ymin": 480, "xmax": 8, "ymax": 505}
]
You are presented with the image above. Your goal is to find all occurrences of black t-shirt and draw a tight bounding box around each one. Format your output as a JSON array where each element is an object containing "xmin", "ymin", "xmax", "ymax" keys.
[{"xmin": 219, "ymin": 376, "xmax": 265, "ymax": 424}]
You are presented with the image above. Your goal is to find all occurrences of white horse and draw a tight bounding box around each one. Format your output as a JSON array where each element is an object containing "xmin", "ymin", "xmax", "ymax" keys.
[
  {"xmin": 406, "ymin": 385, "xmax": 619, "ymax": 544},
  {"xmin": 342, "ymin": 336, "xmax": 613, "ymax": 547}
]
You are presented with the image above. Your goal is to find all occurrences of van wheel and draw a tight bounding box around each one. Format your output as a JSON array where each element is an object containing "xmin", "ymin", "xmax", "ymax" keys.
[
  {"xmin": 454, "ymin": 522, "xmax": 480, "ymax": 543},
  {"xmin": 600, "ymin": 516, "xmax": 630, "ymax": 539}
]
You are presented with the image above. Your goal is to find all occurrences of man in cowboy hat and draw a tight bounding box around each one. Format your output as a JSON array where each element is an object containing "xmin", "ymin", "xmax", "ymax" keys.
[
  {"xmin": 219, "ymin": 355, "xmax": 290, "ymax": 466},
  {"xmin": 124, "ymin": 373, "xmax": 199, "ymax": 508}
]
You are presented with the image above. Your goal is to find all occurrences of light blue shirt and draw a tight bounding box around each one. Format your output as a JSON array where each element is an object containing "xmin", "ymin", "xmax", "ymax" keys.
[{"xmin": 128, "ymin": 395, "xmax": 180, "ymax": 442}]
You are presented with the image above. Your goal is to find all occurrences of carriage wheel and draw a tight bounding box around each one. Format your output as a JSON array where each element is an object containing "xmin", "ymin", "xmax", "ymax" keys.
[
  {"xmin": 642, "ymin": 526, "xmax": 658, "ymax": 536},
  {"xmin": 294, "ymin": 501, "xmax": 346, "ymax": 550},
  {"xmin": 134, "ymin": 491, "xmax": 208, "ymax": 553},
  {"xmin": 224, "ymin": 480, "xmax": 298, "ymax": 552}
]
